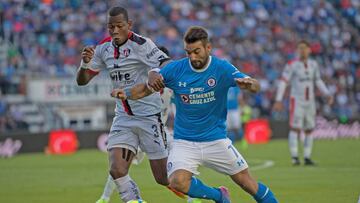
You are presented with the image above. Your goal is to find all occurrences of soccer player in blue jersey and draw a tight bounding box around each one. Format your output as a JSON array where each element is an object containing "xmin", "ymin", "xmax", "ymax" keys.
[{"xmin": 112, "ymin": 26, "xmax": 278, "ymax": 203}]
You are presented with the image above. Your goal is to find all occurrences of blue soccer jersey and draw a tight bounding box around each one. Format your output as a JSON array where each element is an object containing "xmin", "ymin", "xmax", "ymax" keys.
[{"xmin": 160, "ymin": 56, "xmax": 249, "ymax": 142}]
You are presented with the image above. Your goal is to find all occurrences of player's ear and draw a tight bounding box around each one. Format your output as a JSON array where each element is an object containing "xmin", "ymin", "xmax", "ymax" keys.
[
  {"xmin": 127, "ymin": 20, "xmax": 133, "ymax": 30},
  {"xmin": 206, "ymin": 42, "xmax": 212, "ymax": 53}
]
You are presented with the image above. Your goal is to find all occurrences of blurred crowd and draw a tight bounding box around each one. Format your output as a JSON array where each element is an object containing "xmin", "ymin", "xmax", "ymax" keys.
[{"xmin": 0, "ymin": 0, "xmax": 359, "ymax": 132}]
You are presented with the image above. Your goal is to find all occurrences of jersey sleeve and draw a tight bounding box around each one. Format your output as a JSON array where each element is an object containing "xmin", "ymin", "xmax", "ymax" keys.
[
  {"xmin": 89, "ymin": 46, "xmax": 106, "ymax": 72},
  {"xmin": 280, "ymin": 63, "xmax": 294, "ymax": 83},
  {"xmin": 223, "ymin": 60, "xmax": 250, "ymax": 87},
  {"xmin": 159, "ymin": 61, "xmax": 178, "ymax": 89},
  {"xmin": 139, "ymin": 38, "xmax": 170, "ymax": 68}
]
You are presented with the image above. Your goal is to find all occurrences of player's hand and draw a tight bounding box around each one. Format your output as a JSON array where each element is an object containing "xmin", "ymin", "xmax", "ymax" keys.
[
  {"xmin": 326, "ymin": 95, "xmax": 334, "ymax": 106},
  {"xmin": 148, "ymin": 71, "xmax": 164, "ymax": 91},
  {"xmin": 235, "ymin": 78, "xmax": 260, "ymax": 93},
  {"xmin": 111, "ymin": 88, "xmax": 127, "ymax": 100},
  {"xmin": 81, "ymin": 46, "xmax": 95, "ymax": 63},
  {"xmin": 273, "ymin": 101, "xmax": 283, "ymax": 112}
]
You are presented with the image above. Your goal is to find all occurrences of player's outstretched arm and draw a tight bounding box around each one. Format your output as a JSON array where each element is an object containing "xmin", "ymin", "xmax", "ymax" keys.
[
  {"xmin": 235, "ymin": 78, "xmax": 260, "ymax": 93},
  {"xmin": 111, "ymin": 84, "xmax": 153, "ymax": 100},
  {"xmin": 148, "ymin": 70, "xmax": 165, "ymax": 91},
  {"xmin": 76, "ymin": 46, "xmax": 98, "ymax": 86}
]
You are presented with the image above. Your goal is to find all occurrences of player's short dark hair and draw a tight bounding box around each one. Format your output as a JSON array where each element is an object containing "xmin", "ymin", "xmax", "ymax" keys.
[
  {"xmin": 298, "ymin": 40, "xmax": 310, "ymax": 47},
  {"xmin": 108, "ymin": 6, "xmax": 128, "ymax": 21},
  {"xmin": 184, "ymin": 26, "xmax": 209, "ymax": 45}
]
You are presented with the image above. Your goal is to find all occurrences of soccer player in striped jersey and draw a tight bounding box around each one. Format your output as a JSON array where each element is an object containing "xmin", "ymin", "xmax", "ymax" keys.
[{"xmin": 76, "ymin": 6, "xmax": 183, "ymax": 202}]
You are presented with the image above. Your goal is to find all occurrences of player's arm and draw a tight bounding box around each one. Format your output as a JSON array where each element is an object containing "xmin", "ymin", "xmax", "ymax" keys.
[
  {"xmin": 314, "ymin": 63, "xmax": 333, "ymax": 105},
  {"xmin": 111, "ymin": 84, "xmax": 154, "ymax": 100},
  {"xmin": 223, "ymin": 60, "xmax": 260, "ymax": 93},
  {"xmin": 76, "ymin": 46, "xmax": 100, "ymax": 86},
  {"xmin": 235, "ymin": 77, "xmax": 260, "ymax": 93},
  {"xmin": 140, "ymin": 41, "xmax": 171, "ymax": 91},
  {"xmin": 273, "ymin": 63, "xmax": 293, "ymax": 111}
]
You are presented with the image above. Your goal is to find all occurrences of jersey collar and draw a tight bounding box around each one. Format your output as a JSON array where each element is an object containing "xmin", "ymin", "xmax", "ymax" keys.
[{"xmin": 189, "ymin": 56, "xmax": 212, "ymax": 73}]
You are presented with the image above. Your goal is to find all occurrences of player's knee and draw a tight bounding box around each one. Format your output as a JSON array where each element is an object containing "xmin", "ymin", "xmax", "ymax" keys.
[
  {"xmin": 290, "ymin": 128, "xmax": 301, "ymax": 134},
  {"xmin": 154, "ymin": 174, "xmax": 169, "ymax": 186},
  {"xmin": 305, "ymin": 129, "xmax": 313, "ymax": 135},
  {"xmin": 168, "ymin": 175, "xmax": 189, "ymax": 193},
  {"xmin": 109, "ymin": 163, "xmax": 129, "ymax": 179}
]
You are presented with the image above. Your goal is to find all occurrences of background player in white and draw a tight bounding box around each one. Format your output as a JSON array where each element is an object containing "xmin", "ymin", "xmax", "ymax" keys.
[
  {"xmin": 113, "ymin": 26, "xmax": 278, "ymax": 203},
  {"xmin": 76, "ymin": 6, "xmax": 183, "ymax": 202},
  {"xmin": 226, "ymin": 86, "xmax": 242, "ymax": 142},
  {"xmin": 273, "ymin": 40, "xmax": 333, "ymax": 166}
]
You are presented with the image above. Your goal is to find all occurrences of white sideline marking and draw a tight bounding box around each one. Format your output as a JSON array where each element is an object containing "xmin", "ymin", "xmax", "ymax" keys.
[{"xmin": 250, "ymin": 160, "xmax": 275, "ymax": 171}]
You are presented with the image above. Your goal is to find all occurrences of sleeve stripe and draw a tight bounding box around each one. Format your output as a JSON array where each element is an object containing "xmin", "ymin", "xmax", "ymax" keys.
[{"xmin": 85, "ymin": 69, "xmax": 100, "ymax": 76}]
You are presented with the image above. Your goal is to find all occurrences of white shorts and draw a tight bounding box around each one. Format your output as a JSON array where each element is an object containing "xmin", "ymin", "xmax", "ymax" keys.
[
  {"xmin": 167, "ymin": 138, "xmax": 248, "ymax": 176},
  {"xmin": 289, "ymin": 98, "xmax": 316, "ymax": 130},
  {"xmin": 107, "ymin": 113, "xmax": 168, "ymax": 160},
  {"xmin": 226, "ymin": 109, "xmax": 241, "ymax": 130}
]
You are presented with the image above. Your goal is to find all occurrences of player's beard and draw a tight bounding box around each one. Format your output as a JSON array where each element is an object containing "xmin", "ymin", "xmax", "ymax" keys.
[{"xmin": 191, "ymin": 57, "xmax": 208, "ymax": 70}]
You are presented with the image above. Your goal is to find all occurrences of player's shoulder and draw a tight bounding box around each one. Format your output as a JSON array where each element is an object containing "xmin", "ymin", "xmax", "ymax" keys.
[
  {"xmin": 168, "ymin": 57, "xmax": 188, "ymax": 66},
  {"xmin": 161, "ymin": 58, "xmax": 187, "ymax": 76},
  {"xmin": 128, "ymin": 31, "xmax": 147, "ymax": 45},
  {"xmin": 212, "ymin": 56, "xmax": 235, "ymax": 69},
  {"xmin": 286, "ymin": 59, "xmax": 299, "ymax": 66},
  {"xmin": 96, "ymin": 36, "xmax": 112, "ymax": 50},
  {"xmin": 308, "ymin": 59, "xmax": 318, "ymax": 66},
  {"xmin": 211, "ymin": 55, "xmax": 226, "ymax": 65},
  {"xmin": 98, "ymin": 36, "xmax": 112, "ymax": 45}
]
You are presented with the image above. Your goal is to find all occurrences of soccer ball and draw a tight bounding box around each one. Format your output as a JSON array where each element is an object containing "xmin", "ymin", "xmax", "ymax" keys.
[{"xmin": 126, "ymin": 200, "xmax": 147, "ymax": 203}]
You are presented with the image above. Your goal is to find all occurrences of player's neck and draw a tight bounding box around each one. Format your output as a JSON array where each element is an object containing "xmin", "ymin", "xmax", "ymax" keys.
[
  {"xmin": 112, "ymin": 39, "xmax": 128, "ymax": 47},
  {"xmin": 300, "ymin": 58, "xmax": 308, "ymax": 63}
]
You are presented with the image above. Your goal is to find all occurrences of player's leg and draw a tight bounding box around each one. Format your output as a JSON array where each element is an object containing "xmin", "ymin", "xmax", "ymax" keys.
[
  {"xmin": 96, "ymin": 175, "xmax": 116, "ymax": 203},
  {"xmin": 230, "ymin": 170, "xmax": 278, "ymax": 203},
  {"xmin": 137, "ymin": 114, "xmax": 185, "ymax": 198},
  {"xmin": 109, "ymin": 147, "xmax": 140, "ymax": 201},
  {"xmin": 303, "ymin": 104, "xmax": 316, "ymax": 165},
  {"xmin": 288, "ymin": 98, "xmax": 304, "ymax": 165},
  {"xmin": 107, "ymin": 117, "xmax": 143, "ymax": 202},
  {"xmin": 167, "ymin": 139, "xmax": 224, "ymax": 202},
  {"xmin": 289, "ymin": 128, "xmax": 301, "ymax": 165},
  {"xmin": 204, "ymin": 138, "xmax": 278, "ymax": 203}
]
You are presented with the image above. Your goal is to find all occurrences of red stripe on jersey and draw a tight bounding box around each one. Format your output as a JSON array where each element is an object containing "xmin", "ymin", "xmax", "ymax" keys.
[
  {"xmin": 287, "ymin": 59, "xmax": 297, "ymax": 65},
  {"xmin": 85, "ymin": 69, "xmax": 99, "ymax": 76},
  {"xmin": 127, "ymin": 31, "xmax": 133, "ymax": 39},
  {"xmin": 289, "ymin": 97, "xmax": 295, "ymax": 128},
  {"xmin": 99, "ymin": 36, "xmax": 112, "ymax": 45},
  {"xmin": 121, "ymin": 99, "xmax": 134, "ymax": 116},
  {"xmin": 114, "ymin": 46, "xmax": 120, "ymax": 59},
  {"xmin": 305, "ymin": 86, "xmax": 309, "ymax": 101}
]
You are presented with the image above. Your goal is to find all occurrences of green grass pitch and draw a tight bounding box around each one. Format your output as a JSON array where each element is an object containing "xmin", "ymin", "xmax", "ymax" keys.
[{"xmin": 0, "ymin": 139, "xmax": 359, "ymax": 203}]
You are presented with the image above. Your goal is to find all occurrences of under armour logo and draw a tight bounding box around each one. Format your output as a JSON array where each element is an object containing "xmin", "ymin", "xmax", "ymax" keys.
[{"xmin": 178, "ymin": 82, "xmax": 187, "ymax": 87}]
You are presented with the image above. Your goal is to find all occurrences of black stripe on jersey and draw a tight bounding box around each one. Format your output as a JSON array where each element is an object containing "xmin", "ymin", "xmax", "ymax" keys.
[
  {"xmin": 129, "ymin": 33, "xmax": 146, "ymax": 45},
  {"xmin": 123, "ymin": 99, "xmax": 134, "ymax": 116},
  {"xmin": 159, "ymin": 57, "xmax": 171, "ymax": 66},
  {"xmin": 156, "ymin": 114, "xmax": 168, "ymax": 149}
]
